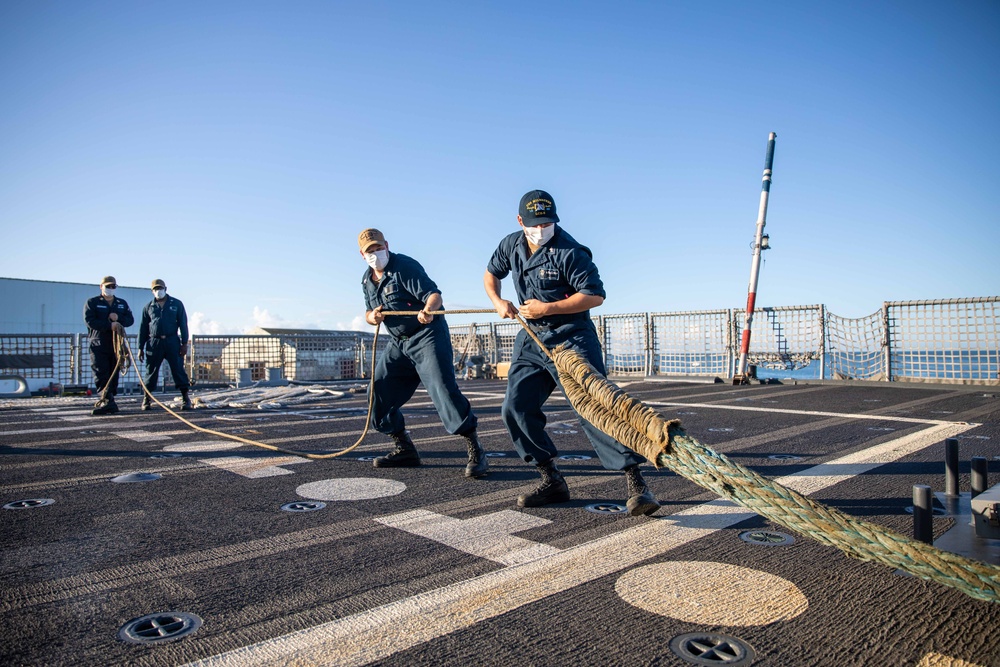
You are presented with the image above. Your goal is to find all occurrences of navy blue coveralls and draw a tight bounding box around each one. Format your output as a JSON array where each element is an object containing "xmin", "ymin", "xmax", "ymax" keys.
[
  {"xmin": 83, "ymin": 295, "xmax": 135, "ymax": 397},
  {"xmin": 486, "ymin": 227, "xmax": 646, "ymax": 471},
  {"xmin": 137, "ymin": 295, "xmax": 191, "ymax": 391},
  {"xmin": 362, "ymin": 252, "xmax": 477, "ymax": 437}
]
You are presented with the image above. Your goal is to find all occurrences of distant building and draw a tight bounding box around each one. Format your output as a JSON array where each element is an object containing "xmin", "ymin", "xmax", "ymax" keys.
[
  {"xmin": 0, "ymin": 277, "xmax": 151, "ymax": 334},
  {"xmin": 209, "ymin": 327, "xmax": 375, "ymax": 383}
]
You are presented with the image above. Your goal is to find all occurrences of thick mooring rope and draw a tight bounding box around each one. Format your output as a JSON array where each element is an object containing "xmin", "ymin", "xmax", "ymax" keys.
[{"xmin": 551, "ymin": 344, "xmax": 1000, "ymax": 604}]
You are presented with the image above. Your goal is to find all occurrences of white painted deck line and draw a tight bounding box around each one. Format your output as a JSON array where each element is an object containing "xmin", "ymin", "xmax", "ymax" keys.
[
  {"xmin": 185, "ymin": 419, "xmax": 977, "ymax": 667},
  {"xmin": 646, "ymin": 400, "xmax": 980, "ymax": 426},
  {"xmin": 116, "ymin": 430, "xmax": 173, "ymax": 442},
  {"xmin": 774, "ymin": 422, "xmax": 971, "ymax": 494}
]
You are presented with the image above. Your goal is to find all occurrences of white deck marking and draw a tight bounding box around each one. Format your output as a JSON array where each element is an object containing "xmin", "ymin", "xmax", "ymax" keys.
[
  {"xmin": 297, "ymin": 478, "xmax": 406, "ymax": 501},
  {"xmin": 162, "ymin": 440, "xmax": 311, "ymax": 478},
  {"xmin": 199, "ymin": 455, "xmax": 311, "ymax": 478},
  {"xmin": 185, "ymin": 500, "xmax": 755, "ymax": 667},
  {"xmin": 116, "ymin": 430, "xmax": 173, "ymax": 442},
  {"xmin": 376, "ymin": 509, "xmax": 561, "ymax": 566},
  {"xmin": 456, "ymin": 391, "xmax": 509, "ymax": 399},
  {"xmin": 646, "ymin": 400, "xmax": 979, "ymax": 426},
  {"xmin": 186, "ymin": 418, "xmax": 978, "ymax": 667},
  {"xmin": 51, "ymin": 409, "xmax": 99, "ymax": 422},
  {"xmin": 162, "ymin": 441, "xmax": 244, "ymax": 453},
  {"xmin": 776, "ymin": 422, "xmax": 971, "ymax": 495}
]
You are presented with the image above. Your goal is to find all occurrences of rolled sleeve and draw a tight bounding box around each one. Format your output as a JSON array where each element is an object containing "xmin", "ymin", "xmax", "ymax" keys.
[
  {"xmin": 486, "ymin": 233, "xmax": 517, "ymax": 279},
  {"xmin": 564, "ymin": 247, "xmax": 606, "ymax": 299}
]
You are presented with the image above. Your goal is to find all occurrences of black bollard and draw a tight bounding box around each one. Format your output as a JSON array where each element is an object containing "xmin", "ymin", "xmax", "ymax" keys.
[
  {"xmin": 971, "ymin": 456, "xmax": 988, "ymax": 498},
  {"xmin": 912, "ymin": 484, "xmax": 933, "ymax": 544},
  {"xmin": 944, "ymin": 438, "xmax": 959, "ymax": 497}
]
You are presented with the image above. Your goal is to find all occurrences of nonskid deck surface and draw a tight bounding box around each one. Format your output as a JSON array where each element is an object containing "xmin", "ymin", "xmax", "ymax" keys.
[{"xmin": 2, "ymin": 380, "xmax": 999, "ymax": 666}]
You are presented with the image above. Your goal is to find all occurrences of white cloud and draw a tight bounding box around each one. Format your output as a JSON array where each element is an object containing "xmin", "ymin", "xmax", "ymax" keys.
[
  {"xmin": 337, "ymin": 314, "xmax": 371, "ymax": 332},
  {"xmin": 188, "ymin": 312, "xmax": 239, "ymax": 335},
  {"xmin": 248, "ymin": 306, "xmax": 286, "ymax": 332}
]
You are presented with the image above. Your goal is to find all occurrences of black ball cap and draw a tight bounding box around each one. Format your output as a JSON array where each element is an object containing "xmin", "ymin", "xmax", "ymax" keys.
[{"xmin": 518, "ymin": 190, "xmax": 559, "ymax": 227}]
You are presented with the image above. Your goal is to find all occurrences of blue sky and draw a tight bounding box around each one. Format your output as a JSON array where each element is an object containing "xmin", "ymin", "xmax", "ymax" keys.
[{"xmin": 1, "ymin": 1, "xmax": 997, "ymax": 334}]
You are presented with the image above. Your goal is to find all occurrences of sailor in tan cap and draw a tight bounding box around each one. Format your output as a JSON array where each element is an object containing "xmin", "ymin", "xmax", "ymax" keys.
[{"xmin": 358, "ymin": 228, "xmax": 487, "ymax": 478}]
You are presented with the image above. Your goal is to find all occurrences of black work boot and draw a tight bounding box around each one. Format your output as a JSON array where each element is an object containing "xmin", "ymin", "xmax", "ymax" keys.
[
  {"xmin": 91, "ymin": 397, "xmax": 119, "ymax": 416},
  {"xmin": 624, "ymin": 464, "xmax": 661, "ymax": 516},
  {"xmin": 180, "ymin": 388, "xmax": 192, "ymax": 411},
  {"xmin": 141, "ymin": 396, "xmax": 152, "ymax": 411},
  {"xmin": 374, "ymin": 431, "xmax": 421, "ymax": 468},
  {"xmin": 517, "ymin": 459, "xmax": 570, "ymax": 507},
  {"xmin": 462, "ymin": 431, "xmax": 488, "ymax": 478}
]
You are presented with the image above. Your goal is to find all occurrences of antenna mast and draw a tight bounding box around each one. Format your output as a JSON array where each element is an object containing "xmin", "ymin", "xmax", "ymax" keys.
[{"xmin": 734, "ymin": 132, "xmax": 776, "ymax": 384}]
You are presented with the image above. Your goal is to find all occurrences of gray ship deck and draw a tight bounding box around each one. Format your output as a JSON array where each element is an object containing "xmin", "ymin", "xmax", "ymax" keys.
[{"xmin": 2, "ymin": 379, "xmax": 999, "ymax": 666}]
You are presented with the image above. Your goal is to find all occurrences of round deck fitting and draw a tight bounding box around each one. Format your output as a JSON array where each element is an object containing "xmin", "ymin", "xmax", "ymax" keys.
[
  {"xmin": 118, "ymin": 612, "xmax": 202, "ymax": 644},
  {"xmin": 281, "ymin": 501, "xmax": 327, "ymax": 513},
  {"xmin": 767, "ymin": 454, "xmax": 802, "ymax": 461},
  {"xmin": 485, "ymin": 452, "xmax": 508, "ymax": 458},
  {"xmin": 585, "ymin": 503, "xmax": 627, "ymax": 515},
  {"xmin": 558, "ymin": 454, "xmax": 592, "ymax": 461},
  {"xmin": 739, "ymin": 530, "xmax": 796, "ymax": 546},
  {"xmin": 669, "ymin": 632, "xmax": 756, "ymax": 665},
  {"xmin": 4, "ymin": 498, "xmax": 55, "ymax": 510}
]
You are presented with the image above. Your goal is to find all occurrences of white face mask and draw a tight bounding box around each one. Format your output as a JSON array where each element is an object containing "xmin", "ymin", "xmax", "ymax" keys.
[
  {"xmin": 102, "ymin": 287, "xmax": 116, "ymax": 298},
  {"xmin": 153, "ymin": 289, "xmax": 166, "ymax": 300},
  {"xmin": 523, "ymin": 223, "xmax": 555, "ymax": 246},
  {"xmin": 365, "ymin": 249, "xmax": 390, "ymax": 271}
]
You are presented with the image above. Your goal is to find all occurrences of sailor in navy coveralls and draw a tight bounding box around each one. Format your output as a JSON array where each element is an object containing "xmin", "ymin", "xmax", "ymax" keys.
[
  {"xmin": 483, "ymin": 190, "xmax": 660, "ymax": 515},
  {"xmin": 359, "ymin": 228, "xmax": 487, "ymax": 478},
  {"xmin": 137, "ymin": 278, "xmax": 192, "ymax": 411},
  {"xmin": 83, "ymin": 275, "xmax": 134, "ymax": 415}
]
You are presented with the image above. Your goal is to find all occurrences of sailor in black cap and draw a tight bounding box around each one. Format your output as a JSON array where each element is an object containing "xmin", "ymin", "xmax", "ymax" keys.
[
  {"xmin": 484, "ymin": 190, "xmax": 661, "ymax": 515},
  {"xmin": 137, "ymin": 278, "xmax": 192, "ymax": 411},
  {"xmin": 83, "ymin": 275, "xmax": 135, "ymax": 415},
  {"xmin": 358, "ymin": 228, "xmax": 487, "ymax": 478}
]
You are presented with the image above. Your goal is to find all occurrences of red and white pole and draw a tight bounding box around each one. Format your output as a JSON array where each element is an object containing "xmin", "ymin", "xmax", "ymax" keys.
[{"xmin": 735, "ymin": 132, "xmax": 776, "ymax": 381}]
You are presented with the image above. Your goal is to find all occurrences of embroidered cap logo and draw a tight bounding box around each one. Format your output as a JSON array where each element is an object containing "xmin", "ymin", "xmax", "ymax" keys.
[{"xmin": 529, "ymin": 198, "xmax": 553, "ymax": 216}]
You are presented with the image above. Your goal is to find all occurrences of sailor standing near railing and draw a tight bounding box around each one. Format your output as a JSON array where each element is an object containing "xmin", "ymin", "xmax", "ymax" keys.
[
  {"xmin": 484, "ymin": 190, "xmax": 661, "ymax": 515},
  {"xmin": 137, "ymin": 279, "xmax": 192, "ymax": 411},
  {"xmin": 83, "ymin": 275, "xmax": 134, "ymax": 416},
  {"xmin": 359, "ymin": 228, "xmax": 488, "ymax": 478}
]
